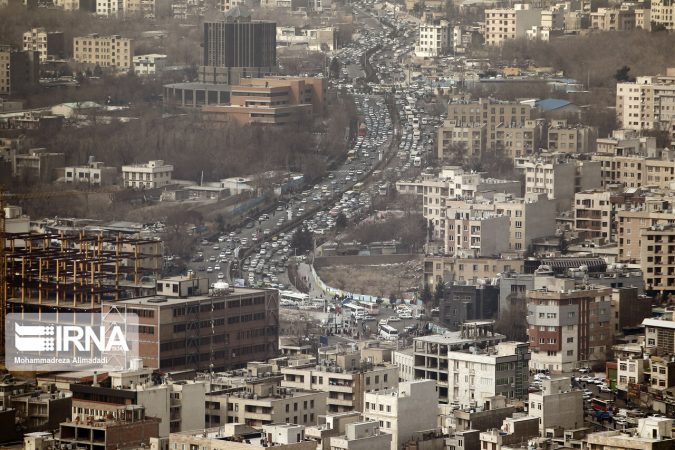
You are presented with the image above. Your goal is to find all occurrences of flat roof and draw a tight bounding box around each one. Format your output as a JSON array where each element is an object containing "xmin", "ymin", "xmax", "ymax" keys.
[{"xmin": 114, "ymin": 288, "xmax": 271, "ymax": 306}]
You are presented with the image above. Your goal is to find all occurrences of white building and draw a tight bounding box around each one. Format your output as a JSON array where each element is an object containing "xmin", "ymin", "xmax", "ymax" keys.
[
  {"xmin": 484, "ymin": 4, "xmax": 543, "ymax": 46},
  {"xmin": 22, "ymin": 28, "xmax": 64, "ymax": 62},
  {"xmin": 122, "ymin": 160, "xmax": 173, "ymax": 189},
  {"xmin": 392, "ymin": 349, "xmax": 415, "ymax": 382},
  {"xmin": 616, "ymin": 357, "xmax": 646, "ymax": 391},
  {"xmin": 528, "ymin": 377, "xmax": 583, "ymax": 435},
  {"xmin": 415, "ymin": 20, "xmax": 450, "ymax": 58},
  {"xmin": 329, "ymin": 421, "xmax": 392, "ymax": 450},
  {"xmin": 650, "ymin": 0, "xmax": 675, "ymax": 30},
  {"xmin": 63, "ymin": 160, "xmax": 118, "ymax": 186},
  {"xmin": 362, "ymin": 380, "xmax": 438, "ymax": 450},
  {"xmin": 413, "ymin": 323, "xmax": 530, "ymax": 407},
  {"xmin": 133, "ymin": 54, "xmax": 167, "ymax": 76},
  {"xmin": 96, "ymin": 0, "xmax": 123, "ymax": 16}
]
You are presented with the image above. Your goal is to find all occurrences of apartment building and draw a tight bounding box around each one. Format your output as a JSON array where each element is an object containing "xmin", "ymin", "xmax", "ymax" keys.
[
  {"xmin": 574, "ymin": 190, "xmax": 613, "ymax": 241},
  {"xmin": 436, "ymin": 120, "xmax": 486, "ymax": 160},
  {"xmin": 124, "ymin": 0, "xmax": 155, "ymax": 17},
  {"xmin": 208, "ymin": 383, "xmax": 327, "ymax": 427},
  {"xmin": 592, "ymin": 148, "xmax": 675, "ymax": 190},
  {"xmin": 651, "ymin": 0, "xmax": 675, "ymax": 30},
  {"xmin": 413, "ymin": 322, "xmax": 529, "ymax": 406},
  {"xmin": 281, "ymin": 358, "xmax": 398, "ymax": 413},
  {"xmin": 132, "ymin": 54, "xmax": 167, "ymax": 75},
  {"xmin": 446, "ymin": 98, "xmax": 533, "ymax": 133},
  {"xmin": 362, "ymin": 380, "xmax": 438, "ymax": 450},
  {"xmin": 527, "ymin": 285, "xmax": 613, "ymax": 373},
  {"xmin": 202, "ymin": 76, "xmax": 326, "ymax": 126},
  {"xmin": 58, "ymin": 405, "xmax": 160, "ymax": 450},
  {"xmin": 439, "ymin": 282, "xmax": 499, "ymax": 330},
  {"xmin": 121, "ymin": 159, "xmax": 173, "ymax": 189},
  {"xmin": 10, "ymin": 391, "xmax": 71, "ymax": 432},
  {"xmin": 171, "ymin": 424, "xmax": 316, "ymax": 450},
  {"xmin": 424, "ymin": 255, "xmax": 524, "ymax": 288},
  {"xmin": 329, "ymin": 421, "xmax": 392, "ymax": 450},
  {"xmin": 102, "ymin": 277, "xmax": 279, "ymax": 371},
  {"xmin": 648, "ymin": 355, "xmax": 675, "ymax": 392},
  {"xmin": 22, "ymin": 28, "xmax": 65, "ymax": 62},
  {"xmin": 528, "ymin": 377, "xmax": 583, "ymax": 434},
  {"xmin": 585, "ymin": 418, "xmax": 674, "ymax": 450},
  {"xmin": 617, "ymin": 198, "xmax": 675, "ymax": 262},
  {"xmin": 518, "ymin": 153, "xmax": 601, "ymax": 211},
  {"xmin": 616, "ymin": 70, "xmax": 675, "ymax": 140},
  {"xmin": 493, "ymin": 120, "xmax": 544, "ymax": 159},
  {"xmin": 441, "ymin": 209, "xmax": 510, "ymax": 257},
  {"xmin": 616, "ymin": 357, "xmax": 647, "ymax": 391},
  {"xmin": 13, "ymin": 148, "xmax": 65, "ymax": 182},
  {"xmin": 638, "ymin": 223, "xmax": 675, "ymax": 293},
  {"xmin": 644, "ymin": 312, "xmax": 675, "ymax": 355},
  {"xmin": 547, "ymin": 120, "xmax": 596, "ymax": 153},
  {"xmin": 484, "ymin": 4, "xmax": 543, "ymax": 46},
  {"xmin": 591, "ymin": 8, "xmax": 636, "ymax": 30},
  {"xmin": 73, "ymin": 34, "xmax": 134, "ymax": 69},
  {"xmin": 415, "ymin": 20, "xmax": 450, "ymax": 58},
  {"xmin": 0, "ymin": 46, "xmax": 9, "ymax": 96},
  {"xmin": 69, "ymin": 368, "xmax": 205, "ymax": 436},
  {"xmin": 96, "ymin": 0, "xmax": 123, "ymax": 16},
  {"xmin": 0, "ymin": 46, "xmax": 39, "ymax": 96},
  {"xmin": 63, "ymin": 160, "xmax": 118, "ymax": 186}
]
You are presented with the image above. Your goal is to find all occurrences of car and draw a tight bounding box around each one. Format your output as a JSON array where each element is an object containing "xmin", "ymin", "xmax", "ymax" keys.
[
  {"xmin": 578, "ymin": 367, "xmax": 591, "ymax": 374},
  {"xmin": 214, "ymin": 265, "xmax": 221, "ymax": 271},
  {"xmin": 379, "ymin": 319, "xmax": 388, "ymax": 326},
  {"xmin": 399, "ymin": 313, "xmax": 413, "ymax": 319},
  {"xmin": 599, "ymin": 384, "xmax": 611, "ymax": 393},
  {"xmin": 387, "ymin": 316, "xmax": 401, "ymax": 322},
  {"xmin": 206, "ymin": 267, "xmax": 213, "ymax": 273},
  {"xmin": 217, "ymin": 273, "xmax": 225, "ymax": 279}
]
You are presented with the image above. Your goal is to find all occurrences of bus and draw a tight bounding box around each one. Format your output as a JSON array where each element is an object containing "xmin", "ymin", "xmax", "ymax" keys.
[
  {"xmin": 591, "ymin": 398, "xmax": 614, "ymax": 412},
  {"xmin": 379, "ymin": 324, "xmax": 399, "ymax": 341},
  {"xmin": 279, "ymin": 290, "xmax": 310, "ymax": 306},
  {"xmin": 343, "ymin": 302, "xmax": 367, "ymax": 318},
  {"xmin": 353, "ymin": 182, "xmax": 364, "ymax": 192},
  {"xmin": 356, "ymin": 301, "xmax": 380, "ymax": 315}
]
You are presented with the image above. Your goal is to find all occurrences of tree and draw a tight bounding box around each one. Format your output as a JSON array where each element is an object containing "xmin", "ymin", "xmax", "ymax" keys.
[
  {"xmin": 335, "ymin": 212, "xmax": 348, "ymax": 230},
  {"xmin": 329, "ymin": 57, "xmax": 341, "ymax": 79},
  {"xmin": 434, "ymin": 280, "xmax": 446, "ymax": 307},
  {"xmin": 420, "ymin": 283, "xmax": 433, "ymax": 315},
  {"xmin": 389, "ymin": 292, "xmax": 397, "ymax": 305},
  {"xmin": 93, "ymin": 64, "xmax": 103, "ymax": 77},
  {"xmin": 291, "ymin": 227, "xmax": 314, "ymax": 254},
  {"xmin": 614, "ymin": 65, "xmax": 634, "ymax": 82}
]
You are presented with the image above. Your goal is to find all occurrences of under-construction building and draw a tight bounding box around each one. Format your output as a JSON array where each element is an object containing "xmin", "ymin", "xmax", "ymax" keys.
[{"xmin": 103, "ymin": 276, "xmax": 280, "ymax": 372}]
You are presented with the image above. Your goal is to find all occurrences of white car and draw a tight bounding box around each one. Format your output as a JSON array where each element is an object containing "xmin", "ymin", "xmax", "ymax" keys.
[
  {"xmin": 387, "ymin": 316, "xmax": 401, "ymax": 322},
  {"xmin": 399, "ymin": 313, "xmax": 413, "ymax": 319}
]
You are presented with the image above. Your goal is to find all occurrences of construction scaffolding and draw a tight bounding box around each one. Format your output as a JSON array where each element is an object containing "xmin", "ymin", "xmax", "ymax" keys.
[{"xmin": 1, "ymin": 230, "xmax": 162, "ymax": 347}]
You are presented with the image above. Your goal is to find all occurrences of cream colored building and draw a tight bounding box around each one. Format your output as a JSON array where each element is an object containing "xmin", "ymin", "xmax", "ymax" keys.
[
  {"xmin": 617, "ymin": 197, "xmax": 675, "ymax": 263},
  {"xmin": 23, "ymin": 28, "xmax": 64, "ymax": 63},
  {"xmin": 96, "ymin": 0, "xmax": 123, "ymax": 16},
  {"xmin": 122, "ymin": 159, "xmax": 173, "ymax": 189},
  {"xmin": 484, "ymin": 4, "xmax": 543, "ymax": 46},
  {"xmin": 528, "ymin": 378, "xmax": 583, "ymax": 434},
  {"xmin": 73, "ymin": 34, "xmax": 134, "ymax": 69},
  {"xmin": 168, "ymin": 423, "xmax": 317, "ymax": 450},
  {"xmin": 362, "ymin": 380, "xmax": 438, "ymax": 450},
  {"xmin": 328, "ymin": 421, "xmax": 392, "ymax": 450},
  {"xmin": 639, "ymin": 223, "xmax": 675, "ymax": 293},
  {"xmin": 436, "ymin": 121, "xmax": 486, "ymax": 160},
  {"xmin": 585, "ymin": 418, "xmax": 674, "ymax": 449},
  {"xmin": 547, "ymin": 120, "xmax": 596, "ymax": 154},
  {"xmin": 446, "ymin": 98, "xmax": 533, "ymax": 133},
  {"xmin": 616, "ymin": 70, "xmax": 675, "ymax": 140},
  {"xmin": 281, "ymin": 358, "xmax": 398, "ymax": 413},
  {"xmin": 423, "ymin": 255, "xmax": 524, "ymax": 287},
  {"xmin": 651, "ymin": 0, "xmax": 675, "ymax": 30},
  {"xmin": 591, "ymin": 7, "xmax": 636, "ymax": 30},
  {"xmin": 574, "ymin": 190, "xmax": 613, "ymax": 241}
]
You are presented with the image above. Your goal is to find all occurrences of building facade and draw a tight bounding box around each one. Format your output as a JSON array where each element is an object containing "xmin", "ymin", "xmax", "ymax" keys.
[
  {"xmin": 22, "ymin": 28, "xmax": 66, "ymax": 62},
  {"xmin": 121, "ymin": 159, "xmax": 173, "ymax": 189},
  {"xmin": 73, "ymin": 34, "xmax": 134, "ymax": 69}
]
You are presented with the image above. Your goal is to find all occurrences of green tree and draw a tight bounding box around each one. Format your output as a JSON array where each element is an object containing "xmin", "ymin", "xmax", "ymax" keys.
[
  {"xmin": 614, "ymin": 65, "xmax": 634, "ymax": 82},
  {"xmin": 329, "ymin": 57, "xmax": 341, "ymax": 79},
  {"xmin": 420, "ymin": 283, "xmax": 433, "ymax": 314},
  {"xmin": 291, "ymin": 227, "xmax": 313, "ymax": 254}
]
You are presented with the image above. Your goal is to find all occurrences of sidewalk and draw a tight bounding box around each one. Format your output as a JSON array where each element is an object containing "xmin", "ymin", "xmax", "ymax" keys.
[{"xmin": 296, "ymin": 262, "xmax": 327, "ymax": 299}]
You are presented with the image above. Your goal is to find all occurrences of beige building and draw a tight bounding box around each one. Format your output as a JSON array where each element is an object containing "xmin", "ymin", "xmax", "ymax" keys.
[
  {"xmin": 437, "ymin": 121, "xmax": 486, "ymax": 160},
  {"xmin": 423, "ymin": 255, "xmax": 524, "ymax": 288},
  {"xmin": 281, "ymin": 357, "xmax": 398, "ymax": 413},
  {"xmin": 415, "ymin": 20, "xmax": 450, "ymax": 58},
  {"xmin": 484, "ymin": 4, "xmax": 543, "ymax": 46},
  {"xmin": 591, "ymin": 7, "xmax": 636, "ymax": 30},
  {"xmin": 574, "ymin": 190, "xmax": 613, "ymax": 241},
  {"xmin": 650, "ymin": 0, "xmax": 675, "ymax": 30},
  {"xmin": 122, "ymin": 159, "xmax": 173, "ymax": 189},
  {"xmin": 23, "ymin": 28, "xmax": 65, "ymax": 63},
  {"xmin": 362, "ymin": 380, "xmax": 438, "ymax": 450},
  {"xmin": 441, "ymin": 209, "xmax": 511, "ymax": 257},
  {"xmin": 169, "ymin": 423, "xmax": 317, "ymax": 450},
  {"xmin": 446, "ymin": 98, "xmax": 533, "ymax": 133},
  {"xmin": 328, "ymin": 421, "xmax": 392, "ymax": 450},
  {"xmin": 528, "ymin": 377, "xmax": 583, "ymax": 435},
  {"xmin": 639, "ymin": 223, "xmax": 675, "ymax": 293},
  {"xmin": 73, "ymin": 34, "xmax": 134, "ymax": 69},
  {"xmin": 616, "ymin": 70, "xmax": 675, "ymax": 140},
  {"xmin": 585, "ymin": 417, "xmax": 674, "ymax": 450},
  {"xmin": 518, "ymin": 153, "xmax": 601, "ymax": 211},
  {"xmin": 617, "ymin": 197, "xmax": 675, "ymax": 263},
  {"xmin": 547, "ymin": 120, "xmax": 596, "ymax": 154},
  {"xmin": 644, "ymin": 313, "xmax": 675, "ymax": 355}
]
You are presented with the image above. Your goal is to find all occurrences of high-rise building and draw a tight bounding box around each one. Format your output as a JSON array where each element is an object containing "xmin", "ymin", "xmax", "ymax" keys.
[
  {"xmin": 484, "ymin": 4, "xmax": 542, "ymax": 46},
  {"xmin": 200, "ymin": 6, "xmax": 276, "ymax": 85},
  {"xmin": 415, "ymin": 20, "xmax": 450, "ymax": 58},
  {"xmin": 527, "ymin": 285, "xmax": 613, "ymax": 373},
  {"xmin": 651, "ymin": 0, "xmax": 675, "ymax": 30},
  {"xmin": 616, "ymin": 70, "xmax": 675, "ymax": 141}
]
